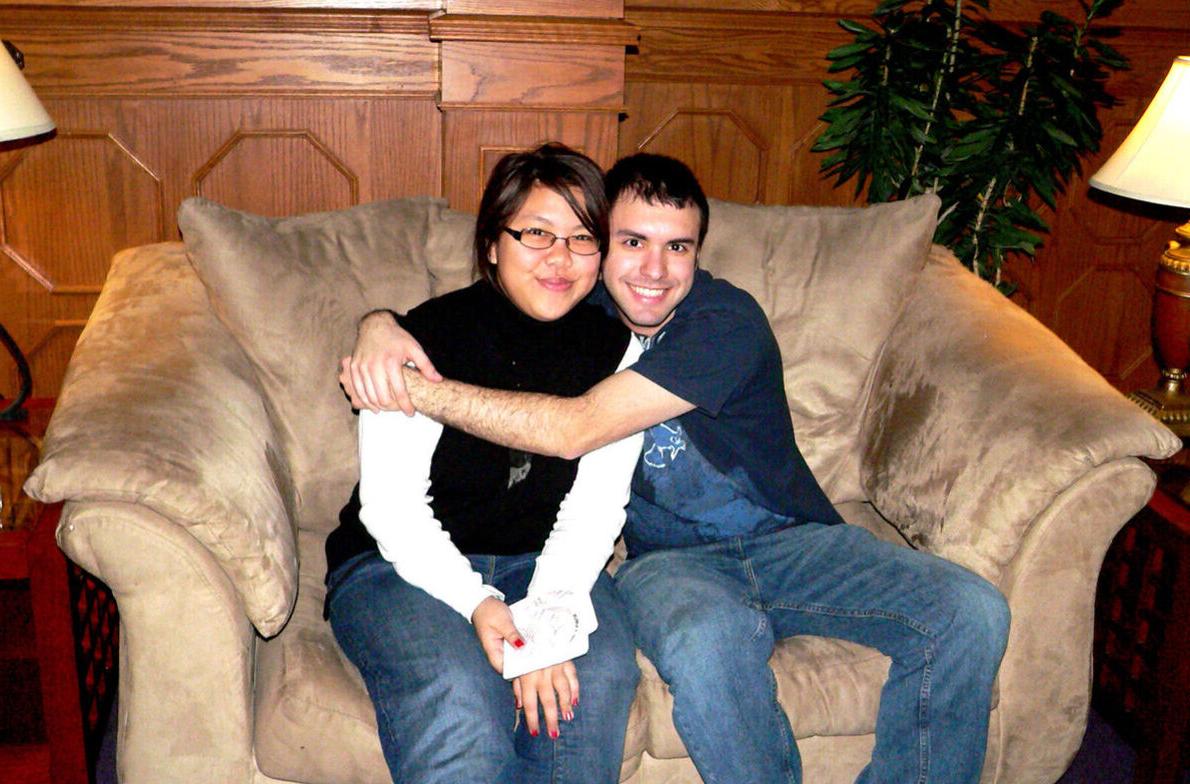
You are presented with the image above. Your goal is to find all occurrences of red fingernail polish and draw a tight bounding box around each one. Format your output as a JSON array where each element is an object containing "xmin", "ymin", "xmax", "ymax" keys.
[
  {"xmin": 549, "ymin": 729, "xmax": 559, "ymax": 739},
  {"xmin": 572, "ymin": 696, "xmax": 579, "ymax": 707},
  {"xmin": 513, "ymin": 639, "xmax": 525, "ymax": 649},
  {"xmin": 530, "ymin": 729, "xmax": 539, "ymax": 737}
]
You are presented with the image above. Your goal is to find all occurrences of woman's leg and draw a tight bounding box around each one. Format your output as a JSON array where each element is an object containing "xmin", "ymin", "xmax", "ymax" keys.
[
  {"xmin": 519, "ymin": 571, "xmax": 640, "ymax": 784},
  {"xmin": 327, "ymin": 552, "xmax": 516, "ymax": 784},
  {"xmin": 488, "ymin": 557, "xmax": 640, "ymax": 784}
]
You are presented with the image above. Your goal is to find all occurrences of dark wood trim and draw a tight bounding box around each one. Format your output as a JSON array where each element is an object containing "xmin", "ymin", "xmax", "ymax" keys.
[
  {"xmin": 0, "ymin": 0, "xmax": 439, "ymax": 8},
  {"xmin": 0, "ymin": 5, "xmax": 432, "ymax": 34},
  {"xmin": 429, "ymin": 14, "xmax": 639, "ymax": 45}
]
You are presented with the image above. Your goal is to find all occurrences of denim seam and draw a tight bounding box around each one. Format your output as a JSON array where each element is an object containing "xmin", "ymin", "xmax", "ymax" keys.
[
  {"xmin": 917, "ymin": 643, "xmax": 934, "ymax": 784},
  {"xmin": 763, "ymin": 601, "xmax": 939, "ymax": 640},
  {"xmin": 738, "ymin": 539, "xmax": 771, "ymax": 643},
  {"xmin": 766, "ymin": 661, "xmax": 798, "ymax": 784}
]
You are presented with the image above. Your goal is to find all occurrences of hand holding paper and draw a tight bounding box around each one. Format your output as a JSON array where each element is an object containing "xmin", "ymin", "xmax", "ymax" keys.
[{"xmin": 502, "ymin": 590, "xmax": 597, "ymax": 680}]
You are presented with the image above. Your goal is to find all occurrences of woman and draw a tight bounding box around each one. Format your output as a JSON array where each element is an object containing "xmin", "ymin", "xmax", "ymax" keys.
[{"xmin": 324, "ymin": 143, "xmax": 642, "ymax": 784}]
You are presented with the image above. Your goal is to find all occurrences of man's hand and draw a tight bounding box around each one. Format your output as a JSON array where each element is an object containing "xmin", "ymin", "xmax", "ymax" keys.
[
  {"xmin": 339, "ymin": 311, "xmax": 442, "ymax": 415},
  {"xmin": 513, "ymin": 661, "xmax": 579, "ymax": 740},
  {"xmin": 471, "ymin": 596, "xmax": 525, "ymax": 674}
]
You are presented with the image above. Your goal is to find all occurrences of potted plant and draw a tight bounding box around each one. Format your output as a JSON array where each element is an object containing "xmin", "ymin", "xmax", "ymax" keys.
[{"xmin": 814, "ymin": 0, "xmax": 1127, "ymax": 292}]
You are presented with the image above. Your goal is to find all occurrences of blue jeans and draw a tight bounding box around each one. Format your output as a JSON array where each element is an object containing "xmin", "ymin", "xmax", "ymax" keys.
[
  {"xmin": 614, "ymin": 523, "xmax": 1010, "ymax": 784},
  {"xmin": 327, "ymin": 551, "xmax": 639, "ymax": 784}
]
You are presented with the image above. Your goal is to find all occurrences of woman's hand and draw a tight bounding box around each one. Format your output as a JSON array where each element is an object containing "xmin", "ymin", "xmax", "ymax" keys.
[
  {"xmin": 514, "ymin": 661, "xmax": 579, "ymax": 740},
  {"xmin": 471, "ymin": 596, "xmax": 525, "ymax": 673},
  {"xmin": 339, "ymin": 311, "xmax": 442, "ymax": 415}
]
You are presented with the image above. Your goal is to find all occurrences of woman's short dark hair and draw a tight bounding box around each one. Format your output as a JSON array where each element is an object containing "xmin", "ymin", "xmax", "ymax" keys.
[
  {"xmin": 474, "ymin": 143, "xmax": 608, "ymax": 287},
  {"xmin": 604, "ymin": 153, "xmax": 709, "ymax": 247}
]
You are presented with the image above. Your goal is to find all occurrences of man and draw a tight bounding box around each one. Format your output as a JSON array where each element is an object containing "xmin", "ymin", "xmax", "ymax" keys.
[{"xmin": 342, "ymin": 153, "xmax": 1010, "ymax": 783}]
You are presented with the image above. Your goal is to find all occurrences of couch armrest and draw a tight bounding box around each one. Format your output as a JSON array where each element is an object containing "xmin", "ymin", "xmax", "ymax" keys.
[
  {"xmin": 990, "ymin": 458, "xmax": 1156, "ymax": 783},
  {"xmin": 858, "ymin": 246, "xmax": 1179, "ymax": 582},
  {"xmin": 58, "ymin": 501, "xmax": 260, "ymax": 783},
  {"xmin": 25, "ymin": 242, "xmax": 297, "ymax": 636}
]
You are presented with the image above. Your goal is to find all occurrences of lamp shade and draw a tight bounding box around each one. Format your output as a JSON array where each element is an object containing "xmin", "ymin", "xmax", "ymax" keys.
[
  {"xmin": 1090, "ymin": 56, "xmax": 1190, "ymax": 209},
  {"xmin": 0, "ymin": 46, "xmax": 55, "ymax": 143}
]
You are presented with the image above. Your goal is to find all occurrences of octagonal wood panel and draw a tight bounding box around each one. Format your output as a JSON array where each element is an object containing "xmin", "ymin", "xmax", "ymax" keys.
[
  {"xmin": 635, "ymin": 108, "xmax": 767, "ymax": 204},
  {"xmin": 1, "ymin": 132, "xmax": 163, "ymax": 292},
  {"xmin": 194, "ymin": 130, "xmax": 359, "ymax": 217},
  {"xmin": 1053, "ymin": 265, "xmax": 1153, "ymax": 386},
  {"xmin": 0, "ymin": 132, "xmax": 163, "ymax": 399}
]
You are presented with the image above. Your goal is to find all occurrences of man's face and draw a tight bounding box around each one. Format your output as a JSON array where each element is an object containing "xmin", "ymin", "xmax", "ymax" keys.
[{"xmin": 602, "ymin": 195, "xmax": 700, "ymax": 336}]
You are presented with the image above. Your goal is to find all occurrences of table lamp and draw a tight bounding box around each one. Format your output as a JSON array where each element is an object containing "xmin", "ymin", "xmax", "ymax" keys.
[
  {"xmin": 0, "ymin": 40, "xmax": 55, "ymax": 421},
  {"xmin": 1090, "ymin": 56, "xmax": 1190, "ymax": 435}
]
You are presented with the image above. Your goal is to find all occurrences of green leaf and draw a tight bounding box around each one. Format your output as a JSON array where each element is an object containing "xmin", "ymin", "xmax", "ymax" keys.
[
  {"xmin": 1043, "ymin": 123, "xmax": 1079, "ymax": 146},
  {"xmin": 827, "ymin": 41, "xmax": 876, "ymax": 60},
  {"xmin": 838, "ymin": 19, "xmax": 874, "ymax": 36},
  {"xmin": 890, "ymin": 93, "xmax": 935, "ymax": 120}
]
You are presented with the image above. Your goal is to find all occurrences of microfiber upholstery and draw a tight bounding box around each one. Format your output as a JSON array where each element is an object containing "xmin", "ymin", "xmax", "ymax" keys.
[
  {"xmin": 24, "ymin": 242, "xmax": 298, "ymax": 635},
  {"xmin": 176, "ymin": 197, "xmax": 475, "ymax": 536},
  {"xmin": 859, "ymin": 248, "xmax": 1181, "ymax": 581},
  {"xmin": 698, "ymin": 195, "xmax": 941, "ymax": 501},
  {"xmin": 26, "ymin": 193, "xmax": 1181, "ymax": 784}
]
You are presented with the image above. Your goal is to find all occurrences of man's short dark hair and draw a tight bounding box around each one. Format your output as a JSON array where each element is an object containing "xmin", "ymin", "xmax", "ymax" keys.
[
  {"xmin": 474, "ymin": 143, "xmax": 608, "ymax": 287},
  {"xmin": 604, "ymin": 153, "xmax": 709, "ymax": 247}
]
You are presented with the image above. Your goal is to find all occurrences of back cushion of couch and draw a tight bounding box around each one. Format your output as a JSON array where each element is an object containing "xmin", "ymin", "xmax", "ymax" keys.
[
  {"xmin": 179, "ymin": 192, "xmax": 939, "ymax": 546},
  {"xmin": 178, "ymin": 197, "xmax": 475, "ymax": 534},
  {"xmin": 698, "ymin": 194, "xmax": 940, "ymax": 501}
]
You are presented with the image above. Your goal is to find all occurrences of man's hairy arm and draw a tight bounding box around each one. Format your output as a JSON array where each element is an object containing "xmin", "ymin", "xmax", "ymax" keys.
[{"xmin": 403, "ymin": 367, "xmax": 694, "ymax": 460}]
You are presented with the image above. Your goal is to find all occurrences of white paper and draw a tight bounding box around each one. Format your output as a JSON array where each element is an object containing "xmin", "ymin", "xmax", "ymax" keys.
[{"xmin": 501, "ymin": 591, "xmax": 597, "ymax": 679}]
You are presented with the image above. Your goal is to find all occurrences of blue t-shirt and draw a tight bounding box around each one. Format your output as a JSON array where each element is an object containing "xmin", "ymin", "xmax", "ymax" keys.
[{"xmin": 595, "ymin": 270, "xmax": 843, "ymax": 557}]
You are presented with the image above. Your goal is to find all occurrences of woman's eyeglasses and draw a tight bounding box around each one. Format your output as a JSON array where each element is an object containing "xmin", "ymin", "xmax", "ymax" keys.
[{"xmin": 503, "ymin": 227, "xmax": 600, "ymax": 256}]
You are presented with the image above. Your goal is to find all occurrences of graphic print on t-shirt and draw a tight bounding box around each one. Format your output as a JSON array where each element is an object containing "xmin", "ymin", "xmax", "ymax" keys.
[
  {"xmin": 643, "ymin": 422, "xmax": 686, "ymax": 468},
  {"xmin": 625, "ymin": 330, "xmax": 796, "ymax": 557}
]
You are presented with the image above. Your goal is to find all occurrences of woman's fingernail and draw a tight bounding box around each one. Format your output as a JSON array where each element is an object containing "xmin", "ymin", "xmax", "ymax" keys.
[
  {"xmin": 572, "ymin": 696, "xmax": 579, "ymax": 707},
  {"xmin": 549, "ymin": 729, "xmax": 559, "ymax": 739},
  {"xmin": 513, "ymin": 638, "xmax": 525, "ymax": 649},
  {"xmin": 530, "ymin": 729, "xmax": 539, "ymax": 737}
]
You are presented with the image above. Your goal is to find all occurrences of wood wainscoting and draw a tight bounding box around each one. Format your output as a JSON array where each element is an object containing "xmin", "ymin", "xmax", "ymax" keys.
[{"xmin": 1, "ymin": 0, "xmax": 1188, "ymax": 399}]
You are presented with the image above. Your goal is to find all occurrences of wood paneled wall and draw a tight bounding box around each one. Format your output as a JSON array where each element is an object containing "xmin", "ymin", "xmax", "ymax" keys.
[{"xmin": 1, "ymin": 0, "xmax": 1188, "ymax": 400}]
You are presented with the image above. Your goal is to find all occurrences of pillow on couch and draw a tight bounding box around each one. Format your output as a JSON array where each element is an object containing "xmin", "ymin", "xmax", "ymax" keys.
[
  {"xmin": 177, "ymin": 197, "xmax": 475, "ymax": 534},
  {"xmin": 698, "ymin": 194, "xmax": 940, "ymax": 502}
]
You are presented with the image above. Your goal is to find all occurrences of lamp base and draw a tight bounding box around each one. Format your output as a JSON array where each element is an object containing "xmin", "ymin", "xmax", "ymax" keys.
[
  {"xmin": 0, "ymin": 403, "xmax": 28, "ymax": 422},
  {"xmin": 1130, "ymin": 371, "xmax": 1190, "ymax": 437},
  {"xmin": 0, "ymin": 322, "xmax": 31, "ymax": 421}
]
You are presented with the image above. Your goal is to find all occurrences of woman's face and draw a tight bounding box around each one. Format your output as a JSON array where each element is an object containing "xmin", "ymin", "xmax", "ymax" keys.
[{"xmin": 490, "ymin": 183, "xmax": 601, "ymax": 322}]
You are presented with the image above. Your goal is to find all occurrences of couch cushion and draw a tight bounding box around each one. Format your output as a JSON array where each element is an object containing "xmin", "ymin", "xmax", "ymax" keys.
[
  {"xmin": 698, "ymin": 195, "xmax": 940, "ymax": 503},
  {"xmin": 256, "ymin": 538, "xmax": 891, "ymax": 782},
  {"xmin": 177, "ymin": 197, "xmax": 475, "ymax": 534},
  {"xmin": 257, "ymin": 520, "xmax": 993, "ymax": 780},
  {"xmin": 25, "ymin": 242, "xmax": 298, "ymax": 635}
]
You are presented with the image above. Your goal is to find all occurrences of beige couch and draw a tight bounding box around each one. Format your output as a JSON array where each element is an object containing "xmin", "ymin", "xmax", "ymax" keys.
[{"xmin": 26, "ymin": 194, "xmax": 1180, "ymax": 784}]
